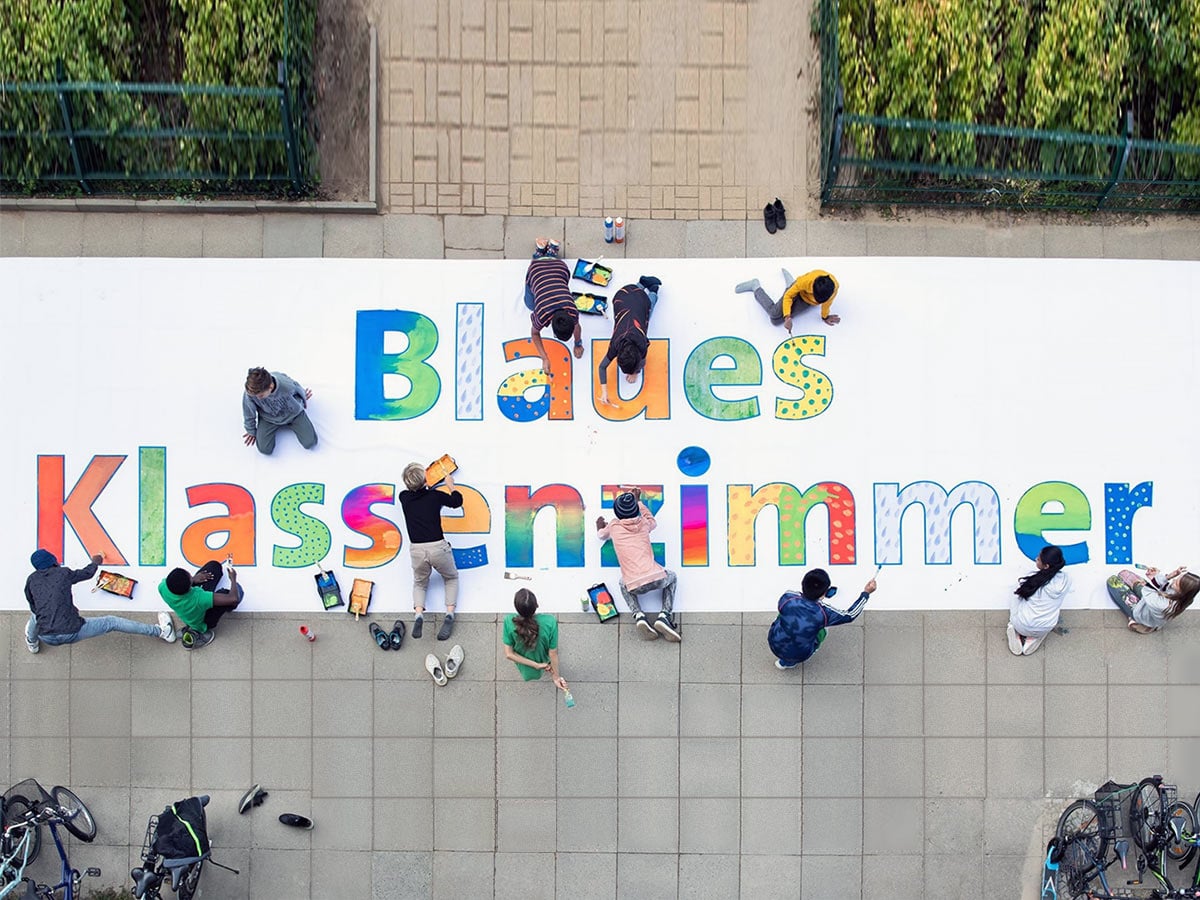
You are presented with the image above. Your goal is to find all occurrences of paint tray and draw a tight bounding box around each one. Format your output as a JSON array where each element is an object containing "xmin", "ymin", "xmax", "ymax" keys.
[
  {"xmin": 314, "ymin": 567, "xmax": 344, "ymax": 610},
  {"xmin": 93, "ymin": 570, "xmax": 137, "ymax": 598},
  {"xmin": 425, "ymin": 454, "xmax": 458, "ymax": 487},
  {"xmin": 587, "ymin": 582, "xmax": 619, "ymax": 622},
  {"xmin": 573, "ymin": 259, "xmax": 613, "ymax": 287},
  {"xmin": 571, "ymin": 291, "xmax": 608, "ymax": 316},
  {"xmin": 349, "ymin": 578, "xmax": 374, "ymax": 618}
]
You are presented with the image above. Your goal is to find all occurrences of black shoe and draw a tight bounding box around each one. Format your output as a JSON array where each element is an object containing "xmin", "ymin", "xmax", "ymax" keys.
[
  {"xmin": 389, "ymin": 619, "xmax": 406, "ymax": 650},
  {"xmin": 653, "ymin": 614, "xmax": 682, "ymax": 642},
  {"xmin": 412, "ymin": 616, "xmax": 423, "ymax": 639},
  {"xmin": 278, "ymin": 813, "xmax": 314, "ymax": 830},
  {"xmin": 763, "ymin": 203, "xmax": 778, "ymax": 235},
  {"xmin": 180, "ymin": 627, "xmax": 214, "ymax": 651},
  {"xmin": 437, "ymin": 615, "xmax": 456, "ymax": 641},
  {"xmin": 772, "ymin": 198, "xmax": 786, "ymax": 230},
  {"xmin": 238, "ymin": 784, "xmax": 267, "ymax": 814},
  {"xmin": 369, "ymin": 622, "xmax": 390, "ymax": 650},
  {"xmin": 639, "ymin": 275, "xmax": 662, "ymax": 292}
]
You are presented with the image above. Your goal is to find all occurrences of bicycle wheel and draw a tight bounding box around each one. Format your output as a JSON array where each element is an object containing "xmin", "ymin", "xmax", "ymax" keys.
[
  {"xmin": 50, "ymin": 786, "xmax": 97, "ymax": 843},
  {"xmin": 1166, "ymin": 800, "xmax": 1197, "ymax": 863},
  {"xmin": 1057, "ymin": 799, "xmax": 1107, "ymax": 862},
  {"xmin": 1, "ymin": 796, "xmax": 42, "ymax": 865},
  {"xmin": 1130, "ymin": 778, "xmax": 1164, "ymax": 851}
]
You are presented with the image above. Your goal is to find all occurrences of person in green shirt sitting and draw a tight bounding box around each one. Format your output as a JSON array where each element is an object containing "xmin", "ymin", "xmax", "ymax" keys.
[
  {"xmin": 502, "ymin": 589, "xmax": 567, "ymax": 691},
  {"xmin": 158, "ymin": 560, "xmax": 243, "ymax": 650}
]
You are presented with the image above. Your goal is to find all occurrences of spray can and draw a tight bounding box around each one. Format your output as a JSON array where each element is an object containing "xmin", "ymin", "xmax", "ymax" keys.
[
  {"xmin": 613, "ymin": 217, "xmax": 625, "ymax": 244},
  {"xmin": 299, "ymin": 625, "xmax": 316, "ymax": 642},
  {"xmin": 603, "ymin": 217, "xmax": 614, "ymax": 243}
]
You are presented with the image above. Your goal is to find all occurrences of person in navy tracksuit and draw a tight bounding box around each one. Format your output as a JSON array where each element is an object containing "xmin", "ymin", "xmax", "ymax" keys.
[{"xmin": 768, "ymin": 568, "xmax": 876, "ymax": 670}]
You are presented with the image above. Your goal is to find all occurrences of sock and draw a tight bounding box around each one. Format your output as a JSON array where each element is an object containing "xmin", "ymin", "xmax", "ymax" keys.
[
  {"xmin": 412, "ymin": 614, "xmax": 423, "ymax": 638},
  {"xmin": 735, "ymin": 278, "xmax": 760, "ymax": 294},
  {"xmin": 437, "ymin": 614, "xmax": 455, "ymax": 641},
  {"xmin": 781, "ymin": 268, "xmax": 794, "ymax": 285}
]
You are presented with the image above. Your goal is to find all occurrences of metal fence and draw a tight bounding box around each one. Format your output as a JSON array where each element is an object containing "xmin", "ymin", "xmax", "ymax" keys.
[
  {"xmin": 0, "ymin": 0, "xmax": 312, "ymax": 196},
  {"xmin": 817, "ymin": 0, "xmax": 1200, "ymax": 213}
]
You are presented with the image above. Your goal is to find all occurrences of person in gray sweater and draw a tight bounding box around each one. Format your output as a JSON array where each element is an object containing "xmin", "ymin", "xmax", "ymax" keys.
[
  {"xmin": 24, "ymin": 549, "xmax": 175, "ymax": 652},
  {"xmin": 242, "ymin": 367, "xmax": 316, "ymax": 455}
]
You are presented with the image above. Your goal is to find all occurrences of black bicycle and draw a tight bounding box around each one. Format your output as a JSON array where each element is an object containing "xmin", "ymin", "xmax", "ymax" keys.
[{"xmin": 130, "ymin": 795, "xmax": 238, "ymax": 900}]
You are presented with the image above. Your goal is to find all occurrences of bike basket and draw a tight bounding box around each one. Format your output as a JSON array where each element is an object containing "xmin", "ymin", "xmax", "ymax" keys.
[
  {"xmin": 140, "ymin": 815, "xmax": 160, "ymax": 862},
  {"xmin": 1093, "ymin": 780, "xmax": 1138, "ymax": 840},
  {"xmin": 2, "ymin": 780, "xmax": 53, "ymax": 814}
]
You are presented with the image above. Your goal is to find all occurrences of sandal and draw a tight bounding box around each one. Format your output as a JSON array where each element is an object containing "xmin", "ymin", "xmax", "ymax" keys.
[
  {"xmin": 1127, "ymin": 620, "xmax": 1157, "ymax": 635},
  {"xmin": 369, "ymin": 622, "xmax": 390, "ymax": 650},
  {"xmin": 444, "ymin": 644, "xmax": 465, "ymax": 679},
  {"xmin": 425, "ymin": 653, "xmax": 448, "ymax": 686},
  {"xmin": 389, "ymin": 619, "xmax": 406, "ymax": 650}
]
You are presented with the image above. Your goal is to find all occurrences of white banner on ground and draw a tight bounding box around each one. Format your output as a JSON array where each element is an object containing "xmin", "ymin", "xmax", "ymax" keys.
[{"xmin": 2, "ymin": 257, "xmax": 1197, "ymax": 613}]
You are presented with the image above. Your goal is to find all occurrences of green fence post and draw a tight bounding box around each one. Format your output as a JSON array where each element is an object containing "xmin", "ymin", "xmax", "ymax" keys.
[
  {"xmin": 822, "ymin": 85, "xmax": 844, "ymax": 206},
  {"xmin": 53, "ymin": 61, "xmax": 91, "ymax": 194},
  {"xmin": 1096, "ymin": 109, "xmax": 1133, "ymax": 210},
  {"xmin": 277, "ymin": 60, "xmax": 302, "ymax": 193}
]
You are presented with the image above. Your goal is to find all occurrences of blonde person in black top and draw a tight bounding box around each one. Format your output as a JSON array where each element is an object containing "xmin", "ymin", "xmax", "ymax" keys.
[
  {"xmin": 598, "ymin": 276, "xmax": 661, "ymax": 407},
  {"xmin": 398, "ymin": 463, "xmax": 464, "ymax": 640}
]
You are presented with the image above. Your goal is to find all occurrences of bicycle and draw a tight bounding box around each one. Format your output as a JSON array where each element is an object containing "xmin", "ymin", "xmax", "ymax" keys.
[
  {"xmin": 130, "ymin": 795, "xmax": 238, "ymax": 900},
  {"xmin": 1050, "ymin": 785, "xmax": 1134, "ymax": 899},
  {"xmin": 0, "ymin": 780, "xmax": 99, "ymax": 900},
  {"xmin": 1124, "ymin": 777, "xmax": 1200, "ymax": 898}
]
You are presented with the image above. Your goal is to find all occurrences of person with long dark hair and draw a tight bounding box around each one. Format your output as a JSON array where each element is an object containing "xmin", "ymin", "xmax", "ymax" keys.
[
  {"xmin": 1007, "ymin": 545, "xmax": 1069, "ymax": 656},
  {"xmin": 1106, "ymin": 565, "xmax": 1198, "ymax": 634},
  {"xmin": 502, "ymin": 589, "xmax": 567, "ymax": 690}
]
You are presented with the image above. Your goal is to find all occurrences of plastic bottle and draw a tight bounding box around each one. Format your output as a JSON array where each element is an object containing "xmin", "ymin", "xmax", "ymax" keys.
[
  {"xmin": 299, "ymin": 625, "xmax": 316, "ymax": 642},
  {"xmin": 604, "ymin": 217, "xmax": 614, "ymax": 243},
  {"xmin": 563, "ymin": 689, "xmax": 576, "ymax": 708},
  {"xmin": 613, "ymin": 217, "xmax": 625, "ymax": 243}
]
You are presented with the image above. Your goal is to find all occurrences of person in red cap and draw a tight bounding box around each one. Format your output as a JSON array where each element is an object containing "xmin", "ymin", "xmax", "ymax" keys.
[{"xmin": 595, "ymin": 488, "xmax": 680, "ymax": 641}]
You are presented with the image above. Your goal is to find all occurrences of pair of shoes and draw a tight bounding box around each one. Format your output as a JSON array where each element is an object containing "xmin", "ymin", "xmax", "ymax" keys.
[
  {"xmin": 1006, "ymin": 623, "xmax": 1023, "ymax": 656},
  {"xmin": 425, "ymin": 645, "xmax": 465, "ymax": 685},
  {"xmin": 1127, "ymin": 620, "xmax": 1157, "ymax": 634},
  {"xmin": 25, "ymin": 620, "xmax": 39, "ymax": 654},
  {"xmin": 638, "ymin": 275, "xmax": 662, "ymax": 292},
  {"xmin": 238, "ymin": 784, "xmax": 269, "ymax": 815},
  {"xmin": 774, "ymin": 658, "xmax": 799, "ymax": 670},
  {"xmin": 180, "ymin": 627, "xmax": 215, "ymax": 650},
  {"xmin": 437, "ymin": 614, "xmax": 456, "ymax": 641},
  {"xmin": 634, "ymin": 612, "xmax": 657, "ymax": 640},
  {"xmin": 1022, "ymin": 634, "xmax": 1046, "ymax": 655},
  {"xmin": 653, "ymin": 614, "xmax": 681, "ymax": 642},
  {"xmin": 371, "ymin": 620, "xmax": 407, "ymax": 650},
  {"xmin": 763, "ymin": 198, "xmax": 786, "ymax": 234},
  {"xmin": 158, "ymin": 612, "xmax": 176, "ymax": 643},
  {"xmin": 278, "ymin": 813, "xmax": 313, "ymax": 830}
]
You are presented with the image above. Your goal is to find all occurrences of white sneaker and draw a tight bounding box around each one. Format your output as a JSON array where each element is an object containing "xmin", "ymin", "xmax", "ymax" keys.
[
  {"xmin": 634, "ymin": 613, "xmax": 658, "ymax": 640},
  {"xmin": 1022, "ymin": 634, "xmax": 1045, "ymax": 655},
  {"xmin": 1005, "ymin": 623, "xmax": 1023, "ymax": 656},
  {"xmin": 25, "ymin": 619, "xmax": 39, "ymax": 654},
  {"xmin": 158, "ymin": 612, "xmax": 177, "ymax": 643}
]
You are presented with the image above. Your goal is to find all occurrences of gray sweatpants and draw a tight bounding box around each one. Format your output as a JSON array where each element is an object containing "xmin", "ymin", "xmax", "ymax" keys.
[
  {"xmin": 620, "ymin": 570, "xmax": 677, "ymax": 617},
  {"xmin": 410, "ymin": 539, "xmax": 459, "ymax": 609}
]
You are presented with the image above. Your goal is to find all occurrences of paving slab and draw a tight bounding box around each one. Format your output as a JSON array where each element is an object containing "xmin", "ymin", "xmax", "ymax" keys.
[
  {"xmin": 263, "ymin": 214, "xmax": 324, "ymax": 257},
  {"xmin": 323, "ymin": 214, "xmax": 385, "ymax": 257}
]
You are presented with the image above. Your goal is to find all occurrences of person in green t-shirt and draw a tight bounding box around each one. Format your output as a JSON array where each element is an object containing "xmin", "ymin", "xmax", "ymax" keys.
[
  {"xmin": 158, "ymin": 560, "xmax": 244, "ymax": 650},
  {"xmin": 502, "ymin": 589, "xmax": 567, "ymax": 690}
]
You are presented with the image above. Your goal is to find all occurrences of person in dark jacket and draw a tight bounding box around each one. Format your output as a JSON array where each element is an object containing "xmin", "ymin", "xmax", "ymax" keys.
[
  {"xmin": 768, "ymin": 568, "xmax": 876, "ymax": 670},
  {"xmin": 399, "ymin": 462, "xmax": 465, "ymax": 640},
  {"xmin": 24, "ymin": 549, "xmax": 175, "ymax": 652},
  {"xmin": 597, "ymin": 276, "xmax": 661, "ymax": 407}
]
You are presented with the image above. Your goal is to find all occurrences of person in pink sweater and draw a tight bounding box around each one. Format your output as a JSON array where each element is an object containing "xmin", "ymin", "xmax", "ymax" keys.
[{"xmin": 595, "ymin": 488, "xmax": 680, "ymax": 641}]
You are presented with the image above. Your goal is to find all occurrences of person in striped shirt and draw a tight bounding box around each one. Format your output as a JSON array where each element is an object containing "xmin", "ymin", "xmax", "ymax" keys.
[{"xmin": 524, "ymin": 238, "xmax": 582, "ymax": 372}]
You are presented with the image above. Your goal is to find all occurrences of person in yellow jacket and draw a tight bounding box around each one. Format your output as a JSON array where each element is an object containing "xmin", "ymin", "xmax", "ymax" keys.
[{"xmin": 735, "ymin": 268, "xmax": 840, "ymax": 331}]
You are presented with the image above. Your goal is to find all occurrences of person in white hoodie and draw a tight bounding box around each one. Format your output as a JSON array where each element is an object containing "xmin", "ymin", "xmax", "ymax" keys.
[{"xmin": 1007, "ymin": 545, "xmax": 1069, "ymax": 656}]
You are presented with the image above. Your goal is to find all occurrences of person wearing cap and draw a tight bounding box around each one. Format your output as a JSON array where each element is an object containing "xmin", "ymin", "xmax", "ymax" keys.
[
  {"xmin": 597, "ymin": 276, "xmax": 662, "ymax": 407},
  {"xmin": 595, "ymin": 487, "xmax": 680, "ymax": 641},
  {"xmin": 768, "ymin": 568, "xmax": 875, "ymax": 670},
  {"xmin": 158, "ymin": 561, "xmax": 243, "ymax": 649},
  {"xmin": 24, "ymin": 549, "xmax": 175, "ymax": 652},
  {"xmin": 524, "ymin": 238, "xmax": 583, "ymax": 373},
  {"xmin": 735, "ymin": 268, "xmax": 840, "ymax": 332},
  {"xmin": 398, "ymin": 461, "xmax": 464, "ymax": 640}
]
